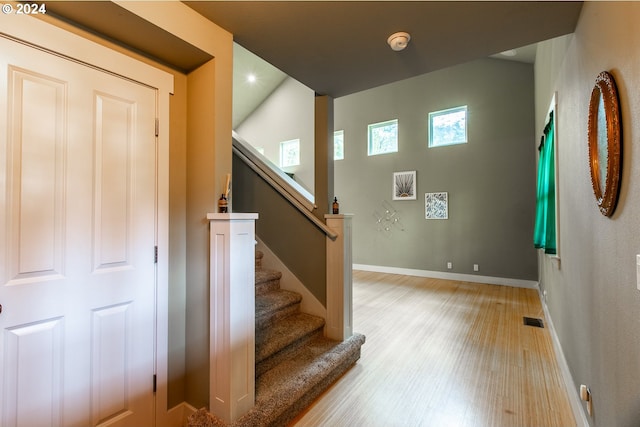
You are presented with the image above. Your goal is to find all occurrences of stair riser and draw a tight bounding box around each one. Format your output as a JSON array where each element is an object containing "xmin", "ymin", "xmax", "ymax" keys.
[
  {"xmin": 255, "ymin": 278, "xmax": 281, "ymax": 295},
  {"xmin": 256, "ymin": 329, "xmax": 323, "ymax": 377},
  {"xmin": 255, "ymin": 250, "xmax": 264, "ymax": 270},
  {"xmin": 256, "ymin": 303, "xmax": 300, "ymax": 332}
]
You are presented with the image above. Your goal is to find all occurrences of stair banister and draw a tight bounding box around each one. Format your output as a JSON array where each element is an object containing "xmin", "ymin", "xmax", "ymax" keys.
[
  {"xmin": 207, "ymin": 212, "xmax": 258, "ymax": 423},
  {"xmin": 232, "ymin": 133, "xmax": 338, "ymax": 241},
  {"xmin": 325, "ymin": 214, "xmax": 354, "ymax": 340}
]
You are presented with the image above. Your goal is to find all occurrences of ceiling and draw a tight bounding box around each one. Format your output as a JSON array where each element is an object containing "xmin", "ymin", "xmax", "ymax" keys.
[
  {"xmin": 184, "ymin": 1, "xmax": 583, "ymax": 98},
  {"xmin": 45, "ymin": 1, "xmax": 583, "ymax": 124}
]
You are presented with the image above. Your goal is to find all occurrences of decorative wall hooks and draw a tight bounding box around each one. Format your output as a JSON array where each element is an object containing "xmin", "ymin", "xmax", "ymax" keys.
[{"xmin": 373, "ymin": 200, "xmax": 405, "ymax": 235}]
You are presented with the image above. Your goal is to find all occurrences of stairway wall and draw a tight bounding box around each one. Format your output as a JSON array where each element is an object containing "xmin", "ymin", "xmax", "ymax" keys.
[
  {"xmin": 233, "ymin": 153, "xmax": 328, "ymax": 305},
  {"xmin": 256, "ymin": 237, "xmax": 326, "ymax": 321}
]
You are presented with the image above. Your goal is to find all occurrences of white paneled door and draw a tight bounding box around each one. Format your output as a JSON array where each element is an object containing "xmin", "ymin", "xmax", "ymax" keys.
[{"xmin": 0, "ymin": 35, "xmax": 157, "ymax": 427}]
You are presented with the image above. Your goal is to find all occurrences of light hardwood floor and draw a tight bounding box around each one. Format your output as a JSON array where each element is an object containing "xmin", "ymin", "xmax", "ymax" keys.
[{"xmin": 290, "ymin": 271, "xmax": 576, "ymax": 427}]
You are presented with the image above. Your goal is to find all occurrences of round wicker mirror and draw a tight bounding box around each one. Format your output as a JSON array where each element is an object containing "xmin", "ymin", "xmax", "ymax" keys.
[{"xmin": 588, "ymin": 71, "xmax": 621, "ymax": 217}]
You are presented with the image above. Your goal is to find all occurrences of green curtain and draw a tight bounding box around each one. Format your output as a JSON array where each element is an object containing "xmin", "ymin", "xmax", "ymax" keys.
[{"xmin": 534, "ymin": 111, "xmax": 557, "ymax": 254}]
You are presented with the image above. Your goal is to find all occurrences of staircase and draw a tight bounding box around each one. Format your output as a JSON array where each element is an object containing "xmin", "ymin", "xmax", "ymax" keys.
[{"xmin": 189, "ymin": 251, "xmax": 366, "ymax": 427}]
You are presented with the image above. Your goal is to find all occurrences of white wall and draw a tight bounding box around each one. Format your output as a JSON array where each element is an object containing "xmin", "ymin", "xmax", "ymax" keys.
[{"xmin": 236, "ymin": 77, "xmax": 315, "ymax": 192}]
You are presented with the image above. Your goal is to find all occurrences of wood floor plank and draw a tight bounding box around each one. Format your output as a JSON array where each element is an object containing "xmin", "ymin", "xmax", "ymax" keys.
[{"xmin": 290, "ymin": 271, "xmax": 575, "ymax": 427}]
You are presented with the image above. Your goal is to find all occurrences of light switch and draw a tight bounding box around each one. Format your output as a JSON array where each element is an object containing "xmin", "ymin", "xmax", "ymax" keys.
[{"xmin": 637, "ymin": 255, "xmax": 640, "ymax": 291}]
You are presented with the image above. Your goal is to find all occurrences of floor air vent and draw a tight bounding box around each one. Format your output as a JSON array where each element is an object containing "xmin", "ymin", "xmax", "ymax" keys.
[{"xmin": 523, "ymin": 317, "xmax": 544, "ymax": 328}]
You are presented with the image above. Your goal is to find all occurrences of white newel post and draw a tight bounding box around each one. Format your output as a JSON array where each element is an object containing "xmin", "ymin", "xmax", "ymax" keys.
[
  {"xmin": 207, "ymin": 213, "xmax": 258, "ymax": 423},
  {"xmin": 325, "ymin": 214, "xmax": 354, "ymax": 341}
]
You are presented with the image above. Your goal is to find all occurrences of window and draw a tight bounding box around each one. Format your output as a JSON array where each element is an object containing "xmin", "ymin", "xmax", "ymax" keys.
[
  {"xmin": 280, "ymin": 139, "xmax": 300, "ymax": 167},
  {"xmin": 334, "ymin": 130, "xmax": 344, "ymax": 160},
  {"xmin": 534, "ymin": 95, "xmax": 559, "ymax": 256},
  {"xmin": 368, "ymin": 119, "xmax": 398, "ymax": 156},
  {"xmin": 428, "ymin": 106, "xmax": 467, "ymax": 147}
]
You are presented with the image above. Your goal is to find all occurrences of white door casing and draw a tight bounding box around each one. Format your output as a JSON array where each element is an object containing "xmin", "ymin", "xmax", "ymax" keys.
[{"xmin": 0, "ymin": 16, "xmax": 172, "ymax": 427}]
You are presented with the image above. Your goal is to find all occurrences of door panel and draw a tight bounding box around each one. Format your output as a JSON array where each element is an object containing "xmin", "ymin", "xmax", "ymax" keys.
[
  {"xmin": 91, "ymin": 303, "xmax": 132, "ymax": 426},
  {"xmin": 7, "ymin": 66, "xmax": 66, "ymax": 285},
  {"xmin": 0, "ymin": 35, "xmax": 157, "ymax": 427},
  {"xmin": 4, "ymin": 318, "xmax": 64, "ymax": 427}
]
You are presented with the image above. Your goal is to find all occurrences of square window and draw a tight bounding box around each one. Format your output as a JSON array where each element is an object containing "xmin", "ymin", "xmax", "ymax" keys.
[
  {"xmin": 334, "ymin": 130, "xmax": 344, "ymax": 160},
  {"xmin": 280, "ymin": 139, "xmax": 300, "ymax": 167},
  {"xmin": 429, "ymin": 106, "xmax": 467, "ymax": 147},
  {"xmin": 368, "ymin": 119, "xmax": 398, "ymax": 156}
]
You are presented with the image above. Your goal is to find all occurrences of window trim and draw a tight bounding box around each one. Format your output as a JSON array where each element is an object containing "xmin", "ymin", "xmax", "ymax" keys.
[
  {"xmin": 428, "ymin": 105, "xmax": 468, "ymax": 148},
  {"xmin": 368, "ymin": 119, "xmax": 399, "ymax": 156},
  {"xmin": 334, "ymin": 129, "xmax": 344, "ymax": 160},
  {"xmin": 279, "ymin": 138, "xmax": 300, "ymax": 167}
]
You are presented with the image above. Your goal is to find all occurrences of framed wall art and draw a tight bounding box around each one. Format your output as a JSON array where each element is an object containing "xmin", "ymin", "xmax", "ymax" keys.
[
  {"xmin": 425, "ymin": 192, "xmax": 448, "ymax": 219},
  {"xmin": 393, "ymin": 171, "xmax": 416, "ymax": 200}
]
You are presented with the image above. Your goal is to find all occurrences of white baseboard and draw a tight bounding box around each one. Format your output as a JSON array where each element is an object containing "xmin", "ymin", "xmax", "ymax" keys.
[
  {"xmin": 538, "ymin": 291, "xmax": 590, "ymax": 427},
  {"xmin": 353, "ymin": 264, "xmax": 539, "ymax": 289}
]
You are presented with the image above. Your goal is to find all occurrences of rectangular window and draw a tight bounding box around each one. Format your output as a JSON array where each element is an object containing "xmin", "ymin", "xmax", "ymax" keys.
[
  {"xmin": 428, "ymin": 106, "xmax": 467, "ymax": 147},
  {"xmin": 534, "ymin": 94, "xmax": 559, "ymax": 256},
  {"xmin": 334, "ymin": 130, "xmax": 344, "ymax": 160},
  {"xmin": 280, "ymin": 139, "xmax": 300, "ymax": 167},
  {"xmin": 368, "ymin": 119, "xmax": 398, "ymax": 156}
]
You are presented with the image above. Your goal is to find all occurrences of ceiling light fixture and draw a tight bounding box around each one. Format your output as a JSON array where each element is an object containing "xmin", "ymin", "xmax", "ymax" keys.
[
  {"xmin": 387, "ymin": 31, "xmax": 411, "ymax": 52},
  {"xmin": 247, "ymin": 73, "xmax": 257, "ymax": 83}
]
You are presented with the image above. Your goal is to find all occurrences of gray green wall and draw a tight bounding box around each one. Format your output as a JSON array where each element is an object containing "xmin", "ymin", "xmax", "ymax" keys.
[
  {"xmin": 334, "ymin": 58, "xmax": 538, "ymax": 281},
  {"xmin": 536, "ymin": 3, "xmax": 640, "ymax": 425},
  {"xmin": 233, "ymin": 154, "xmax": 327, "ymax": 305}
]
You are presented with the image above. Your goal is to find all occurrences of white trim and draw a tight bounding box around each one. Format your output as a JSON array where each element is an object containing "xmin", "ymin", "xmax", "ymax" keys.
[
  {"xmin": 549, "ymin": 92, "xmax": 561, "ymax": 259},
  {"xmin": 353, "ymin": 264, "xmax": 538, "ymax": 289},
  {"xmin": 155, "ymin": 81, "xmax": 171, "ymax": 427},
  {"xmin": 538, "ymin": 290, "xmax": 590, "ymax": 427}
]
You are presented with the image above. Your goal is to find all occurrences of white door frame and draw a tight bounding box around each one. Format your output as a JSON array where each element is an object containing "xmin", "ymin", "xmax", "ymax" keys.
[{"xmin": 0, "ymin": 14, "xmax": 173, "ymax": 425}]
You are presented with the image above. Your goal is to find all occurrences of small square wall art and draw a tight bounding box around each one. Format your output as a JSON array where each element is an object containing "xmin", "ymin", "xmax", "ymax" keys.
[
  {"xmin": 425, "ymin": 192, "xmax": 448, "ymax": 219},
  {"xmin": 393, "ymin": 171, "xmax": 416, "ymax": 200}
]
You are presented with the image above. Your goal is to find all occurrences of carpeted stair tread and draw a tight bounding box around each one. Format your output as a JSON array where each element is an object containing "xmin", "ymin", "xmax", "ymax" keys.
[
  {"xmin": 255, "ymin": 269, "xmax": 283, "ymax": 295},
  {"xmin": 257, "ymin": 333, "xmax": 366, "ymax": 396},
  {"xmin": 256, "ymin": 290, "xmax": 302, "ymax": 331},
  {"xmin": 256, "ymin": 312, "xmax": 325, "ymax": 363},
  {"xmin": 251, "ymin": 333, "xmax": 366, "ymax": 426},
  {"xmin": 255, "ymin": 268, "xmax": 282, "ymax": 284},
  {"xmin": 187, "ymin": 333, "xmax": 366, "ymax": 427}
]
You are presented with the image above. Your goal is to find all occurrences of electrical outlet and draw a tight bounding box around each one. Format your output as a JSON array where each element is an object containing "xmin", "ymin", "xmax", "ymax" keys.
[
  {"xmin": 580, "ymin": 384, "xmax": 593, "ymax": 417},
  {"xmin": 473, "ymin": 264, "xmax": 479, "ymax": 272},
  {"xmin": 447, "ymin": 262, "xmax": 452, "ymax": 269}
]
